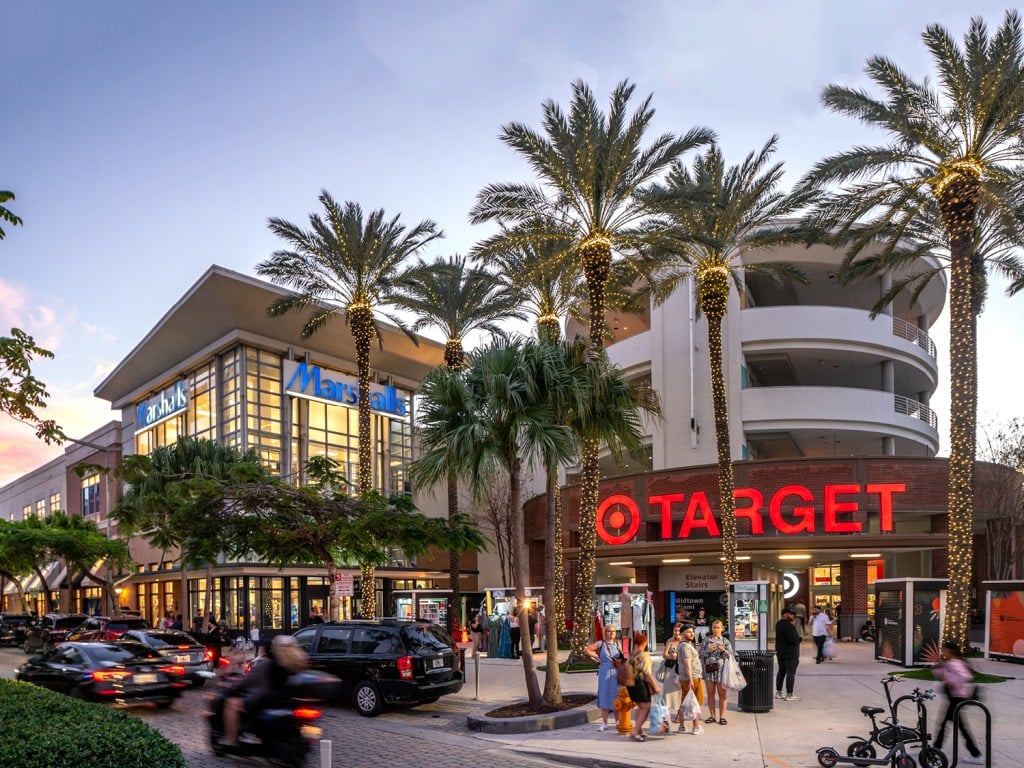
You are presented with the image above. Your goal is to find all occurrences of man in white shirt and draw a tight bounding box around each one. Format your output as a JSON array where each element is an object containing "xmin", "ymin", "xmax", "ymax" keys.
[{"xmin": 809, "ymin": 605, "xmax": 833, "ymax": 663}]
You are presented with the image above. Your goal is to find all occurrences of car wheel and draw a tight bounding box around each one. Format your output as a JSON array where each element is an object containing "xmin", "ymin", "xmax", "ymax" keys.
[
  {"xmin": 156, "ymin": 699, "xmax": 174, "ymax": 710},
  {"xmin": 353, "ymin": 680, "xmax": 383, "ymax": 717}
]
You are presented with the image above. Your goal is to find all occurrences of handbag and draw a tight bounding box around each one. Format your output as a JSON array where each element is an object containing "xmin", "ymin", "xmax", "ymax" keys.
[
  {"xmin": 823, "ymin": 637, "xmax": 837, "ymax": 660},
  {"xmin": 724, "ymin": 656, "xmax": 747, "ymax": 691},
  {"xmin": 704, "ymin": 659, "xmax": 720, "ymax": 674},
  {"xmin": 616, "ymin": 658, "xmax": 636, "ymax": 686},
  {"xmin": 654, "ymin": 660, "xmax": 668, "ymax": 682}
]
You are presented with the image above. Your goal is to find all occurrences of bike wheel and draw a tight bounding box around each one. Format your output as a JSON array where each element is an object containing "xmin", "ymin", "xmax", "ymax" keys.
[
  {"xmin": 918, "ymin": 748, "xmax": 948, "ymax": 768},
  {"xmin": 893, "ymin": 755, "xmax": 917, "ymax": 768},
  {"xmin": 847, "ymin": 741, "xmax": 877, "ymax": 759},
  {"xmin": 817, "ymin": 748, "xmax": 840, "ymax": 768}
]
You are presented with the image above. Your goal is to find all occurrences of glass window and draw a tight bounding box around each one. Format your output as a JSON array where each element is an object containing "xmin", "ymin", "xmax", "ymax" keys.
[
  {"xmin": 292, "ymin": 627, "xmax": 318, "ymax": 654},
  {"xmin": 35, "ymin": 499, "xmax": 45, "ymax": 519},
  {"xmin": 21, "ymin": 505, "xmax": 30, "ymax": 521},
  {"xmin": 317, "ymin": 626, "xmax": 352, "ymax": 653},
  {"xmin": 82, "ymin": 475, "xmax": 101, "ymax": 517},
  {"xmin": 49, "ymin": 492, "xmax": 61, "ymax": 513},
  {"xmin": 351, "ymin": 627, "xmax": 400, "ymax": 655},
  {"xmin": 402, "ymin": 625, "xmax": 454, "ymax": 652}
]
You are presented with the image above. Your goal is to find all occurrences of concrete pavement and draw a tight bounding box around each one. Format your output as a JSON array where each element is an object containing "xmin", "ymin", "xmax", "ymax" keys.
[{"xmin": 457, "ymin": 641, "xmax": 1022, "ymax": 768}]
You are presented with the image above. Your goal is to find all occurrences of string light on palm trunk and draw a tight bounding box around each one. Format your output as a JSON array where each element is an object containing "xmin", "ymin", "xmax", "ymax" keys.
[
  {"xmin": 581, "ymin": 234, "xmax": 611, "ymax": 347},
  {"xmin": 348, "ymin": 301, "xmax": 375, "ymax": 494}
]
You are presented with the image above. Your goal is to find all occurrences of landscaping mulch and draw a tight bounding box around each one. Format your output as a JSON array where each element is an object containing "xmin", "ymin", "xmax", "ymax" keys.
[{"xmin": 485, "ymin": 694, "xmax": 595, "ymax": 718}]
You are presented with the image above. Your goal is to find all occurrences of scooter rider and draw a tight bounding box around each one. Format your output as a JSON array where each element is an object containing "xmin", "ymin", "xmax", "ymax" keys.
[{"xmin": 221, "ymin": 634, "xmax": 308, "ymax": 746}]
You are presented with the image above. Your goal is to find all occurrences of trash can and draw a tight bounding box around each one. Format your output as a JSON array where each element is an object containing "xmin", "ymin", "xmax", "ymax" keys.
[{"xmin": 736, "ymin": 650, "xmax": 774, "ymax": 712}]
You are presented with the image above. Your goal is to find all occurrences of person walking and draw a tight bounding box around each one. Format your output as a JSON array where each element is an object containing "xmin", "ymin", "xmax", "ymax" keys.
[
  {"xmin": 627, "ymin": 631, "xmax": 659, "ymax": 742},
  {"xmin": 793, "ymin": 601, "xmax": 807, "ymax": 635},
  {"xmin": 586, "ymin": 624, "xmax": 624, "ymax": 732},
  {"xmin": 810, "ymin": 604, "xmax": 833, "ymax": 664},
  {"xmin": 509, "ymin": 609, "xmax": 521, "ymax": 658},
  {"xmin": 469, "ymin": 611, "xmax": 485, "ymax": 654},
  {"xmin": 774, "ymin": 606, "xmax": 803, "ymax": 701},
  {"xmin": 932, "ymin": 640, "xmax": 984, "ymax": 764},
  {"xmin": 662, "ymin": 623, "xmax": 684, "ymax": 734},
  {"xmin": 700, "ymin": 619, "xmax": 734, "ymax": 724},
  {"xmin": 677, "ymin": 625, "xmax": 705, "ymax": 734}
]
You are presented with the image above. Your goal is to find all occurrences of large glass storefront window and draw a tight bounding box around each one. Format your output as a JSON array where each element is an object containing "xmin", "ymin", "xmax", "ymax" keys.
[
  {"xmin": 186, "ymin": 361, "xmax": 218, "ymax": 441},
  {"xmin": 221, "ymin": 347, "xmax": 243, "ymax": 450},
  {"xmin": 246, "ymin": 348, "xmax": 283, "ymax": 474}
]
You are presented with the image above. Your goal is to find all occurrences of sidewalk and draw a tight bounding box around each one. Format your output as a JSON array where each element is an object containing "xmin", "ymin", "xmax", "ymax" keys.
[{"xmin": 455, "ymin": 641, "xmax": 1022, "ymax": 768}]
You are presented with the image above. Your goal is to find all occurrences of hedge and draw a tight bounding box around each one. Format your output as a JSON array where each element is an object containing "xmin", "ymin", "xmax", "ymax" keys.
[{"xmin": 0, "ymin": 680, "xmax": 186, "ymax": 768}]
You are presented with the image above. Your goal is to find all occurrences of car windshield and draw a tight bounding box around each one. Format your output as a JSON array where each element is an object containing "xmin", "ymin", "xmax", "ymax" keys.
[
  {"xmin": 140, "ymin": 631, "xmax": 195, "ymax": 647},
  {"xmin": 3, "ymin": 616, "xmax": 31, "ymax": 625},
  {"xmin": 55, "ymin": 617, "xmax": 84, "ymax": 629},
  {"xmin": 401, "ymin": 624, "xmax": 454, "ymax": 653},
  {"xmin": 83, "ymin": 642, "xmax": 162, "ymax": 663}
]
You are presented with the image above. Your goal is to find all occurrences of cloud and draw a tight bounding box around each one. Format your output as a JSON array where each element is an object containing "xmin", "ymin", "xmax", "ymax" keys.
[
  {"xmin": 83, "ymin": 323, "xmax": 117, "ymax": 344},
  {"xmin": 0, "ymin": 278, "xmax": 68, "ymax": 350}
]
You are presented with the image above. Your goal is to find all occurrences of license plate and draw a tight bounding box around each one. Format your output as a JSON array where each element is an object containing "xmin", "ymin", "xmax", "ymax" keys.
[
  {"xmin": 133, "ymin": 673, "xmax": 157, "ymax": 684},
  {"xmin": 431, "ymin": 657, "xmax": 444, "ymax": 669},
  {"xmin": 175, "ymin": 654, "xmax": 191, "ymax": 663}
]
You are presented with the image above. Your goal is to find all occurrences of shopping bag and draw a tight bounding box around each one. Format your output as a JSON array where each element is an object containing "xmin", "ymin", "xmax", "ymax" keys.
[
  {"xmin": 823, "ymin": 637, "xmax": 837, "ymax": 660},
  {"xmin": 648, "ymin": 694, "xmax": 670, "ymax": 734},
  {"xmin": 724, "ymin": 656, "xmax": 747, "ymax": 691},
  {"xmin": 654, "ymin": 660, "xmax": 668, "ymax": 682},
  {"xmin": 680, "ymin": 688, "xmax": 701, "ymax": 721}
]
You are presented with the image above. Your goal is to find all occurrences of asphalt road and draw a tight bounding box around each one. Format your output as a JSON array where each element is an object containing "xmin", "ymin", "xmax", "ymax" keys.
[{"xmin": 0, "ymin": 647, "xmax": 557, "ymax": 768}]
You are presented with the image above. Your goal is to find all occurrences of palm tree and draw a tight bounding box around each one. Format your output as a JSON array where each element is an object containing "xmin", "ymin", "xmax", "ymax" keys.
[
  {"xmin": 470, "ymin": 79, "xmax": 714, "ymax": 657},
  {"xmin": 641, "ymin": 138, "xmax": 812, "ymax": 587},
  {"xmin": 257, "ymin": 192, "xmax": 441, "ymax": 617},
  {"xmin": 395, "ymin": 254, "xmax": 525, "ymax": 632},
  {"xmin": 0, "ymin": 190, "xmax": 21, "ymax": 239},
  {"xmin": 490, "ymin": 234, "xmax": 582, "ymax": 642},
  {"xmin": 798, "ymin": 10, "xmax": 1024, "ymax": 651}
]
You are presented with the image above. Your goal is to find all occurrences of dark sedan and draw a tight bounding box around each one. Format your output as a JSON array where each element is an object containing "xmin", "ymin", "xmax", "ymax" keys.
[
  {"xmin": 16, "ymin": 641, "xmax": 182, "ymax": 707},
  {"xmin": 64, "ymin": 615, "xmax": 151, "ymax": 642},
  {"xmin": 121, "ymin": 628, "xmax": 213, "ymax": 687}
]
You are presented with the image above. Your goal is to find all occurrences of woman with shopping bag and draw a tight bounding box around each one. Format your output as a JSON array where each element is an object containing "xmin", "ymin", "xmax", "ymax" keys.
[
  {"xmin": 699, "ymin": 619, "xmax": 734, "ymax": 725},
  {"xmin": 625, "ymin": 632, "xmax": 659, "ymax": 742},
  {"xmin": 676, "ymin": 625, "xmax": 705, "ymax": 734},
  {"xmin": 661, "ymin": 623, "xmax": 684, "ymax": 734}
]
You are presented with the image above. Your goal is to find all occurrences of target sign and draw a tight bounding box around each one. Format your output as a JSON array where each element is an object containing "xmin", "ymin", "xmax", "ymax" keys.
[
  {"xmin": 597, "ymin": 494, "xmax": 641, "ymax": 545},
  {"xmin": 783, "ymin": 572, "xmax": 801, "ymax": 599}
]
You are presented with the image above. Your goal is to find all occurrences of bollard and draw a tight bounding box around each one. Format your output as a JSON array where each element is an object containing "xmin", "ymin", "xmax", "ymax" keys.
[
  {"xmin": 474, "ymin": 646, "xmax": 481, "ymax": 700},
  {"xmin": 320, "ymin": 739, "xmax": 332, "ymax": 768},
  {"xmin": 613, "ymin": 686, "xmax": 633, "ymax": 735}
]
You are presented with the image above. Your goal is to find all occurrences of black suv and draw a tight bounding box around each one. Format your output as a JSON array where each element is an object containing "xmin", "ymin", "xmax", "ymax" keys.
[
  {"xmin": 0, "ymin": 613, "xmax": 33, "ymax": 646},
  {"xmin": 291, "ymin": 618, "xmax": 463, "ymax": 716},
  {"xmin": 23, "ymin": 613, "xmax": 89, "ymax": 653}
]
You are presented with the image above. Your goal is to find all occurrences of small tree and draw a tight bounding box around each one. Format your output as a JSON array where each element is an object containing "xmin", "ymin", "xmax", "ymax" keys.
[
  {"xmin": 977, "ymin": 419, "xmax": 1024, "ymax": 580},
  {"xmin": 1, "ymin": 328, "xmax": 64, "ymax": 445},
  {"xmin": 0, "ymin": 189, "xmax": 21, "ymax": 240}
]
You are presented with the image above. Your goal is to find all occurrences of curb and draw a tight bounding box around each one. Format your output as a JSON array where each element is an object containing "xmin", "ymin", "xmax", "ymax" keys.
[
  {"xmin": 511, "ymin": 749, "xmax": 635, "ymax": 768},
  {"xmin": 467, "ymin": 701, "xmax": 600, "ymax": 734}
]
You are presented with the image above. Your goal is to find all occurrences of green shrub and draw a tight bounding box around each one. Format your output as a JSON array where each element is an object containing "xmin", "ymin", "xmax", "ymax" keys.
[{"xmin": 0, "ymin": 680, "xmax": 186, "ymax": 768}]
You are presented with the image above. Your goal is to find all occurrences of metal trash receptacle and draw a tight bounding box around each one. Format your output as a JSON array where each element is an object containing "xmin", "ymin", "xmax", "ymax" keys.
[{"xmin": 736, "ymin": 650, "xmax": 774, "ymax": 712}]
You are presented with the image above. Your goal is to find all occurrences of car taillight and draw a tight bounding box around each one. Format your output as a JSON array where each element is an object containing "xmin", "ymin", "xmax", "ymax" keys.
[
  {"xmin": 293, "ymin": 707, "xmax": 321, "ymax": 720},
  {"xmin": 398, "ymin": 655, "xmax": 414, "ymax": 680},
  {"xmin": 177, "ymin": 644, "xmax": 190, "ymax": 650},
  {"xmin": 205, "ymin": 648, "xmax": 215, "ymax": 662},
  {"xmin": 452, "ymin": 645, "xmax": 461, "ymax": 672},
  {"xmin": 161, "ymin": 665, "xmax": 186, "ymax": 676},
  {"xmin": 217, "ymin": 656, "xmax": 232, "ymax": 667}
]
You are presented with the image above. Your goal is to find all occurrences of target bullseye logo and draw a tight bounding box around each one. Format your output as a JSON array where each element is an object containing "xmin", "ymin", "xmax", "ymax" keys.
[{"xmin": 597, "ymin": 494, "xmax": 641, "ymax": 545}]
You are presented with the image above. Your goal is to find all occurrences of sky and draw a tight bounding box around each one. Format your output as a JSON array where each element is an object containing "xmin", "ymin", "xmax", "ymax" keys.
[{"xmin": 2, "ymin": 1, "xmax": 1023, "ymax": 485}]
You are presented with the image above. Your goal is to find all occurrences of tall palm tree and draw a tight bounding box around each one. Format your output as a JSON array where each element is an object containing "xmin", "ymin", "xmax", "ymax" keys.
[
  {"xmin": 395, "ymin": 254, "xmax": 524, "ymax": 631},
  {"xmin": 798, "ymin": 10, "xmax": 1024, "ymax": 651},
  {"xmin": 0, "ymin": 190, "xmax": 22, "ymax": 239},
  {"xmin": 470, "ymin": 79, "xmax": 714, "ymax": 657},
  {"xmin": 257, "ymin": 192, "xmax": 441, "ymax": 617},
  {"xmin": 491, "ymin": 234, "xmax": 582, "ymax": 643},
  {"xmin": 642, "ymin": 138, "xmax": 812, "ymax": 587}
]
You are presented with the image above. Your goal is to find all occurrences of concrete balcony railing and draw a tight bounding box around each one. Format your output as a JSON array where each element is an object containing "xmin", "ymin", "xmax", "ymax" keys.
[{"xmin": 741, "ymin": 385, "xmax": 940, "ymax": 453}]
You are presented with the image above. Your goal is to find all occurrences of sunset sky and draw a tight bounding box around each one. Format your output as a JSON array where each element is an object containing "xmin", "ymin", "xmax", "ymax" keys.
[{"xmin": 3, "ymin": 1, "xmax": 1023, "ymax": 485}]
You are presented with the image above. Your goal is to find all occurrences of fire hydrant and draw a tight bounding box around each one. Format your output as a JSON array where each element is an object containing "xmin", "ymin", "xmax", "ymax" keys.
[{"xmin": 613, "ymin": 686, "xmax": 633, "ymax": 735}]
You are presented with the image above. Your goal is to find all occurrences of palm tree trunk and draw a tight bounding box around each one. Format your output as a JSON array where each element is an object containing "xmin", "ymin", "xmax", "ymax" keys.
[
  {"xmin": 203, "ymin": 562, "xmax": 214, "ymax": 632},
  {"xmin": 706, "ymin": 308, "xmax": 739, "ymax": 587},
  {"xmin": 33, "ymin": 565, "xmax": 50, "ymax": 612},
  {"xmin": 510, "ymin": 458, "xmax": 542, "ymax": 705},
  {"xmin": 942, "ymin": 229, "xmax": 977, "ymax": 654},
  {"xmin": 543, "ymin": 462, "xmax": 562, "ymax": 705},
  {"xmin": 572, "ymin": 236, "xmax": 612, "ymax": 661},
  {"xmin": 447, "ymin": 468, "xmax": 461, "ymax": 634},
  {"xmin": 553, "ymin": 489, "xmax": 566, "ymax": 636},
  {"xmin": 351, "ymin": 305, "xmax": 378, "ymax": 619}
]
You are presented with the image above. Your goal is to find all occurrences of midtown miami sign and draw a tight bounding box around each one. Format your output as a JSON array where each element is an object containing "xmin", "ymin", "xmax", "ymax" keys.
[
  {"xmin": 596, "ymin": 482, "xmax": 906, "ymax": 545},
  {"xmin": 283, "ymin": 360, "xmax": 410, "ymax": 418}
]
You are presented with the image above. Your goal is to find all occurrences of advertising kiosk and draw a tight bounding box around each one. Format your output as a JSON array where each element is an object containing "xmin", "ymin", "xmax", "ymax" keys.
[
  {"xmin": 874, "ymin": 578, "xmax": 946, "ymax": 666},
  {"xmin": 728, "ymin": 581, "xmax": 779, "ymax": 652},
  {"xmin": 983, "ymin": 580, "xmax": 1024, "ymax": 663}
]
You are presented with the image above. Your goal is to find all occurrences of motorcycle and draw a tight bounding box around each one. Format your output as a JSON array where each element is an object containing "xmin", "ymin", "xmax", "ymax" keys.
[{"xmin": 204, "ymin": 666, "xmax": 340, "ymax": 768}]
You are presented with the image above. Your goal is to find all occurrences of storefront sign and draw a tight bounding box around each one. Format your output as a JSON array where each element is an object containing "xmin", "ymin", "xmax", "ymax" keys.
[
  {"xmin": 136, "ymin": 381, "xmax": 188, "ymax": 429},
  {"xmin": 596, "ymin": 482, "xmax": 905, "ymax": 545},
  {"xmin": 284, "ymin": 361, "xmax": 409, "ymax": 418}
]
